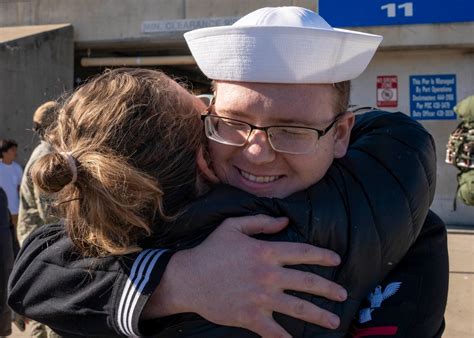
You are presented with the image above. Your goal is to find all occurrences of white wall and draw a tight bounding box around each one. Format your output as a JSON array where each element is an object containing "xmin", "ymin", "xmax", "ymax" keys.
[{"xmin": 351, "ymin": 49, "xmax": 474, "ymax": 226}]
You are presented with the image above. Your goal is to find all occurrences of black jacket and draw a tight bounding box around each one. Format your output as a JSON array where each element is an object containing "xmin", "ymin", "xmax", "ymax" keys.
[
  {"xmin": 1, "ymin": 188, "xmax": 15, "ymax": 329},
  {"xmin": 8, "ymin": 111, "xmax": 447, "ymax": 337}
]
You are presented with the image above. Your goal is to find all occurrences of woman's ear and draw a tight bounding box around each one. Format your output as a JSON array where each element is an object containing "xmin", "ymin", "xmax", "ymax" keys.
[
  {"xmin": 197, "ymin": 147, "xmax": 219, "ymax": 183},
  {"xmin": 333, "ymin": 112, "xmax": 355, "ymax": 158}
]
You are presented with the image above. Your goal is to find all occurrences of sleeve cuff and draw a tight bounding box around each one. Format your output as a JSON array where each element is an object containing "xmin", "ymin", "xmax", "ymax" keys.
[{"xmin": 114, "ymin": 248, "xmax": 173, "ymax": 336}]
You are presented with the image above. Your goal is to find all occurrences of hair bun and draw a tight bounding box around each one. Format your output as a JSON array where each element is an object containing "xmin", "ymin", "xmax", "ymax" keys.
[{"xmin": 31, "ymin": 152, "xmax": 78, "ymax": 193}]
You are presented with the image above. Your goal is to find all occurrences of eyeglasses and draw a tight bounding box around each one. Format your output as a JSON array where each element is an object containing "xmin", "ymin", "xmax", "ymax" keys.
[{"xmin": 200, "ymin": 105, "xmax": 344, "ymax": 155}]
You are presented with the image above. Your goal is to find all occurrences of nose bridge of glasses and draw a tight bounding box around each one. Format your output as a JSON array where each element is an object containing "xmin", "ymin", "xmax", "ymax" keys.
[
  {"xmin": 244, "ymin": 126, "xmax": 282, "ymax": 157},
  {"xmin": 247, "ymin": 125, "xmax": 272, "ymax": 144}
]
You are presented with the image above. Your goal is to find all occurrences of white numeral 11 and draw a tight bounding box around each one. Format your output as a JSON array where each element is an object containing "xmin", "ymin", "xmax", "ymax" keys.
[{"xmin": 381, "ymin": 2, "xmax": 414, "ymax": 17}]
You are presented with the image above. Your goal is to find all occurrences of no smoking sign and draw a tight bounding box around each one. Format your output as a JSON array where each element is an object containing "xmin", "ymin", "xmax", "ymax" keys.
[{"xmin": 377, "ymin": 75, "xmax": 398, "ymax": 107}]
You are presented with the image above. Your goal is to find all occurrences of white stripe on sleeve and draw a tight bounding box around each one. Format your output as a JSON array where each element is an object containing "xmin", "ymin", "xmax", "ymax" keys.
[{"xmin": 117, "ymin": 249, "xmax": 167, "ymax": 336}]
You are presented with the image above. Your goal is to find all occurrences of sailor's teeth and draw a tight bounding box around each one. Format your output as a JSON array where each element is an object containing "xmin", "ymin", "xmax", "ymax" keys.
[{"xmin": 240, "ymin": 170, "xmax": 279, "ymax": 183}]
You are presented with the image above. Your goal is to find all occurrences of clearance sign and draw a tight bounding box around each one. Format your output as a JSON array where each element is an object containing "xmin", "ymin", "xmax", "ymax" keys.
[{"xmin": 377, "ymin": 76, "xmax": 398, "ymax": 108}]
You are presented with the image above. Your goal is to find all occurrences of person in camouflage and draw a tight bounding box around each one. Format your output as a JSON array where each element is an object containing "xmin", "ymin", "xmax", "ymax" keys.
[
  {"xmin": 17, "ymin": 101, "xmax": 61, "ymax": 338},
  {"xmin": 17, "ymin": 101, "xmax": 60, "ymax": 245}
]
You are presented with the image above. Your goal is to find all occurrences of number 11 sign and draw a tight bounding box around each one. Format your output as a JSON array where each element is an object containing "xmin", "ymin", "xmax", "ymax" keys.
[{"xmin": 319, "ymin": 0, "xmax": 473, "ymax": 27}]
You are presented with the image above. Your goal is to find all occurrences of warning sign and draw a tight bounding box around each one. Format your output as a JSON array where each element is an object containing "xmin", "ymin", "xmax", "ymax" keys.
[{"xmin": 377, "ymin": 75, "xmax": 398, "ymax": 107}]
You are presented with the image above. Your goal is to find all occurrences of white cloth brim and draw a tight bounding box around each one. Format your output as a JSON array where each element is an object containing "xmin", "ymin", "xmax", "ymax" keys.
[{"xmin": 185, "ymin": 26, "xmax": 383, "ymax": 83}]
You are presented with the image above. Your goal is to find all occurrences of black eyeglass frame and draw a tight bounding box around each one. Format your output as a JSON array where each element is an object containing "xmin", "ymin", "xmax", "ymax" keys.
[
  {"xmin": 200, "ymin": 94, "xmax": 346, "ymax": 141},
  {"xmin": 200, "ymin": 113, "xmax": 344, "ymax": 141}
]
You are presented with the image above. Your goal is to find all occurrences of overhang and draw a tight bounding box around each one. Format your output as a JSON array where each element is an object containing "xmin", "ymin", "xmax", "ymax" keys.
[{"xmin": 0, "ymin": 24, "xmax": 72, "ymax": 45}]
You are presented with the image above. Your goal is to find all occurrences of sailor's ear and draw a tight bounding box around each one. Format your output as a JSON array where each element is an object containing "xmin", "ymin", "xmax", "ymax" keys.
[
  {"xmin": 197, "ymin": 147, "xmax": 219, "ymax": 183},
  {"xmin": 333, "ymin": 111, "xmax": 355, "ymax": 158}
]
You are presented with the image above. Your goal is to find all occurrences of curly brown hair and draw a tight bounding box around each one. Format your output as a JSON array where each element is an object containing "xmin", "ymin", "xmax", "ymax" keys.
[{"xmin": 31, "ymin": 68, "xmax": 205, "ymax": 256}]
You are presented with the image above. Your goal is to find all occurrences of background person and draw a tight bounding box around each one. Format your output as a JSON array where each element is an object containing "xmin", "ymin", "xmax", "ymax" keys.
[
  {"xmin": 0, "ymin": 140, "xmax": 27, "ymax": 334},
  {"xmin": 0, "ymin": 188, "xmax": 14, "ymax": 338},
  {"xmin": 17, "ymin": 101, "xmax": 62, "ymax": 338},
  {"xmin": 18, "ymin": 101, "xmax": 60, "ymax": 244},
  {"xmin": 0, "ymin": 139, "xmax": 23, "ymax": 236}
]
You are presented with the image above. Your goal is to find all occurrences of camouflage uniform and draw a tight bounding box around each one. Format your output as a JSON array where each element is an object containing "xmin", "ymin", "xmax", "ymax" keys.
[
  {"xmin": 17, "ymin": 141, "xmax": 58, "ymax": 246},
  {"xmin": 17, "ymin": 141, "xmax": 62, "ymax": 338}
]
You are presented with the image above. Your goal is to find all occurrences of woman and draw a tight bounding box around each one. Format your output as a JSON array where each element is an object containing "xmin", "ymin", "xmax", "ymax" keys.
[
  {"xmin": 10, "ymin": 68, "xmax": 445, "ymax": 337},
  {"xmin": 31, "ymin": 68, "xmax": 207, "ymax": 257}
]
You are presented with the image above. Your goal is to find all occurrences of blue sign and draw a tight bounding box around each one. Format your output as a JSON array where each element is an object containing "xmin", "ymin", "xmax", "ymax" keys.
[
  {"xmin": 409, "ymin": 75, "xmax": 457, "ymax": 120},
  {"xmin": 319, "ymin": 0, "xmax": 474, "ymax": 27}
]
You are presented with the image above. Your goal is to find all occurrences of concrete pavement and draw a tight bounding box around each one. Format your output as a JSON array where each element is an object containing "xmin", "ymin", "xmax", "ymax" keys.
[
  {"xmin": 9, "ymin": 231, "xmax": 474, "ymax": 337},
  {"xmin": 443, "ymin": 232, "xmax": 474, "ymax": 337}
]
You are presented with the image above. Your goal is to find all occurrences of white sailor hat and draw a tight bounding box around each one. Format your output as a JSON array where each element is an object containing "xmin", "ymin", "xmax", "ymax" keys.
[{"xmin": 184, "ymin": 6, "xmax": 383, "ymax": 84}]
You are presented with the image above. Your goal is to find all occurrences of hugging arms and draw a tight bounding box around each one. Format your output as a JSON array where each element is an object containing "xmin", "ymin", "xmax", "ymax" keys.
[{"xmin": 9, "ymin": 108, "xmax": 447, "ymax": 337}]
